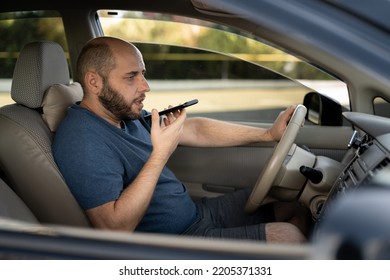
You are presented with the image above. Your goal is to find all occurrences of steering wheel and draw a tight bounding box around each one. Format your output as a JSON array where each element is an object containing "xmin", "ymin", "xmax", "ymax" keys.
[{"xmin": 245, "ymin": 104, "xmax": 307, "ymax": 213}]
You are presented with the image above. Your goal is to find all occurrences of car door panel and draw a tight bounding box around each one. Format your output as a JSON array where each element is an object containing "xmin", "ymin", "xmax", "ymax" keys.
[{"xmin": 167, "ymin": 123, "xmax": 353, "ymax": 200}]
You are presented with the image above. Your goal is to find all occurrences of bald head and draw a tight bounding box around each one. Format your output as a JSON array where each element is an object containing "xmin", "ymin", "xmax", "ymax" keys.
[
  {"xmin": 75, "ymin": 36, "xmax": 150, "ymax": 124},
  {"xmin": 76, "ymin": 36, "xmax": 140, "ymax": 87}
]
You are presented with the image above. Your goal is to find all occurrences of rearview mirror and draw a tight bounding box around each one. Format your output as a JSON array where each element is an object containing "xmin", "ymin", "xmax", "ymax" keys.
[{"xmin": 303, "ymin": 92, "xmax": 343, "ymax": 126}]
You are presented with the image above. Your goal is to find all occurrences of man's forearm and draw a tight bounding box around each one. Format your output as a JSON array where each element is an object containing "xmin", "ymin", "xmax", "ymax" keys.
[
  {"xmin": 181, "ymin": 117, "xmax": 274, "ymax": 147},
  {"xmin": 86, "ymin": 151, "xmax": 167, "ymax": 231}
]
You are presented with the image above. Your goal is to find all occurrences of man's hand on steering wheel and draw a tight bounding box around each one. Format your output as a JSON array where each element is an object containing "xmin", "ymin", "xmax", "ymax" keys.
[
  {"xmin": 268, "ymin": 105, "xmax": 297, "ymax": 142},
  {"xmin": 245, "ymin": 104, "xmax": 307, "ymax": 213}
]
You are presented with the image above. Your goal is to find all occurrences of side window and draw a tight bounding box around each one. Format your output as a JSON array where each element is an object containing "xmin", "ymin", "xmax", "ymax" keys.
[
  {"xmin": 0, "ymin": 11, "xmax": 68, "ymax": 106},
  {"xmin": 97, "ymin": 10, "xmax": 349, "ymax": 123}
]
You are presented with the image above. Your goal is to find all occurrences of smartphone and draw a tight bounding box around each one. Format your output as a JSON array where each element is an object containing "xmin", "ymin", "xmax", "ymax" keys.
[{"xmin": 144, "ymin": 99, "xmax": 198, "ymax": 120}]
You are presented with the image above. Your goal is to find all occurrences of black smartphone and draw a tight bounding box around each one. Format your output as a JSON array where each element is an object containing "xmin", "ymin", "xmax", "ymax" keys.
[{"xmin": 144, "ymin": 99, "xmax": 198, "ymax": 120}]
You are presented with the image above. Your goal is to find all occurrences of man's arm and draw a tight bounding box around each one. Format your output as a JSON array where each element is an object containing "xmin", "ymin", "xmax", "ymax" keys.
[
  {"xmin": 180, "ymin": 105, "xmax": 296, "ymax": 147},
  {"xmin": 85, "ymin": 151, "xmax": 167, "ymax": 231},
  {"xmin": 86, "ymin": 109, "xmax": 186, "ymax": 231}
]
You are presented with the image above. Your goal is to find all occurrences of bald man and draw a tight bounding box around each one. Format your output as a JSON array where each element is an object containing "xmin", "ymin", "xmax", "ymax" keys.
[{"xmin": 53, "ymin": 36, "xmax": 308, "ymax": 243}]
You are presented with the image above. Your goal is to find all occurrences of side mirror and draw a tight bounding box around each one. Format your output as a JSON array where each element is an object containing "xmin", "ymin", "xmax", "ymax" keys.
[{"xmin": 303, "ymin": 92, "xmax": 343, "ymax": 126}]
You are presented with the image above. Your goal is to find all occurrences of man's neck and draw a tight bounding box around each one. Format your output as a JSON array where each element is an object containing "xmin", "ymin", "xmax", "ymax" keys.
[{"xmin": 80, "ymin": 100, "xmax": 122, "ymax": 128}]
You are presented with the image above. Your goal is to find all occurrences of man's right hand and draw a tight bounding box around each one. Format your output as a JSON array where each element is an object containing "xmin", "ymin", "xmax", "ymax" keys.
[{"xmin": 150, "ymin": 108, "xmax": 186, "ymax": 162}]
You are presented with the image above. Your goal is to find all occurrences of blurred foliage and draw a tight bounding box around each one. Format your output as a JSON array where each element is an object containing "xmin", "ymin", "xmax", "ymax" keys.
[
  {"xmin": 0, "ymin": 11, "xmax": 67, "ymax": 78},
  {"xmin": 135, "ymin": 43, "xmax": 284, "ymax": 80},
  {"xmin": 0, "ymin": 10, "xmax": 334, "ymax": 80},
  {"xmin": 100, "ymin": 14, "xmax": 334, "ymax": 80}
]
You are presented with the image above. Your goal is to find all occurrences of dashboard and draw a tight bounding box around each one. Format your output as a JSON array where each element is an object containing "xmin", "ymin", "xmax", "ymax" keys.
[{"xmin": 315, "ymin": 112, "xmax": 390, "ymax": 226}]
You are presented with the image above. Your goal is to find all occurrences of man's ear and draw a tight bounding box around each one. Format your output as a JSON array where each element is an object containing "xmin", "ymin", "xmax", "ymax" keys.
[{"xmin": 85, "ymin": 71, "xmax": 102, "ymax": 95}]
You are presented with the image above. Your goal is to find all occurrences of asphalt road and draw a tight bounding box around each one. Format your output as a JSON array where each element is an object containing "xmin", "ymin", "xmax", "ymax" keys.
[{"xmin": 0, "ymin": 79, "xmax": 348, "ymax": 122}]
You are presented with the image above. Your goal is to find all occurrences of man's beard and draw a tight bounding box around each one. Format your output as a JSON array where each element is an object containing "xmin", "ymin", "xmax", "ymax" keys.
[{"xmin": 98, "ymin": 81, "xmax": 142, "ymax": 121}]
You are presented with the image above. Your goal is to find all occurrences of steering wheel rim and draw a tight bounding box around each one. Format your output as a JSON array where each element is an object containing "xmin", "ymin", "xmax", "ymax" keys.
[{"xmin": 245, "ymin": 104, "xmax": 307, "ymax": 213}]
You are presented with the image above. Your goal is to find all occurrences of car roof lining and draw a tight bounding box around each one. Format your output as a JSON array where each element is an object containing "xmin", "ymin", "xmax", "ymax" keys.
[{"xmin": 323, "ymin": 0, "xmax": 390, "ymax": 34}]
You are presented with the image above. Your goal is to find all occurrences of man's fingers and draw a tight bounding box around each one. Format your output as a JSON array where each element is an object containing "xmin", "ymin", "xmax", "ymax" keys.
[{"xmin": 150, "ymin": 109, "xmax": 160, "ymax": 129}]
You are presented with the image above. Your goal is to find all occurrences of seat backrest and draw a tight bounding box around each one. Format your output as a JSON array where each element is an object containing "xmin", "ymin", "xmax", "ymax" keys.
[
  {"xmin": 0, "ymin": 178, "xmax": 38, "ymax": 223},
  {"xmin": 0, "ymin": 41, "xmax": 90, "ymax": 227}
]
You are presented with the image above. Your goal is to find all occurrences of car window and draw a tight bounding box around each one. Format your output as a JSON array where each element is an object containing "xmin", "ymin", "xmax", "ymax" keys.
[
  {"xmin": 0, "ymin": 11, "xmax": 68, "ymax": 106},
  {"xmin": 97, "ymin": 10, "xmax": 349, "ymax": 123}
]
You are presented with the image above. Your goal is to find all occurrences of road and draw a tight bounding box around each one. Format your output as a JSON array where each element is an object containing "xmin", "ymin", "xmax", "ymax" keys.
[{"xmin": 0, "ymin": 79, "xmax": 348, "ymax": 120}]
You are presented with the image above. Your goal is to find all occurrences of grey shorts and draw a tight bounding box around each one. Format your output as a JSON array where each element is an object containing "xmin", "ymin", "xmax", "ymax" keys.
[{"xmin": 181, "ymin": 188, "xmax": 275, "ymax": 240}]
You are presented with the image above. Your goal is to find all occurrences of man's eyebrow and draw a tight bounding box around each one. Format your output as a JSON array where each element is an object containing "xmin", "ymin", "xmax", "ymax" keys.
[
  {"xmin": 124, "ymin": 71, "xmax": 139, "ymax": 78},
  {"xmin": 126, "ymin": 70, "xmax": 146, "ymax": 76}
]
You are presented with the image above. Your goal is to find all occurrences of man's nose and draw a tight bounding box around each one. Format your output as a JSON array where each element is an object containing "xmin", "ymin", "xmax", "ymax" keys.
[{"xmin": 141, "ymin": 76, "xmax": 151, "ymax": 92}]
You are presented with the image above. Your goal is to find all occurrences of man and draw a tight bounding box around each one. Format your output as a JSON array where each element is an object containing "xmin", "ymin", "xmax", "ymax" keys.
[{"xmin": 53, "ymin": 36, "xmax": 308, "ymax": 243}]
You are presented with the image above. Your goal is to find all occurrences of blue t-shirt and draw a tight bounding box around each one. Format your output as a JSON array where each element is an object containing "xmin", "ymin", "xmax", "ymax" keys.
[{"xmin": 52, "ymin": 104, "xmax": 197, "ymax": 234}]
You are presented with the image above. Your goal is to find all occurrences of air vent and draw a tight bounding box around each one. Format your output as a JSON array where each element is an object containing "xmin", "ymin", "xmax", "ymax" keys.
[
  {"xmin": 362, "ymin": 158, "xmax": 390, "ymax": 186},
  {"xmin": 373, "ymin": 158, "xmax": 389, "ymax": 174},
  {"xmin": 373, "ymin": 158, "xmax": 390, "ymax": 185}
]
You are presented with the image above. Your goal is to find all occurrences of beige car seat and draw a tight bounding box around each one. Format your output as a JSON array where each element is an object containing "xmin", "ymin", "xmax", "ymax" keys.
[
  {"xmin": 0, "ymin": 178, "xmax": 38, "ymax": 223},
  {"xmin": 0, "ymin": 41, "xmax": 90, "ymax": 227}
]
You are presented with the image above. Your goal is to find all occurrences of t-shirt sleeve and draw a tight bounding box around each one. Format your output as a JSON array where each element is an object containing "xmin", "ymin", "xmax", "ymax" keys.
[
  {"xmin": 53, "ymin": 125, "xmax": 125, "ymax": 210},
  {"xmin": 70, "ymin": 143, "xmax": 125, "ymax": 209}
]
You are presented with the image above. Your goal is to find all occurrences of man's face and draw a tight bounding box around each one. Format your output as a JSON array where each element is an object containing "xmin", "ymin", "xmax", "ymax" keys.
[
  {"xmin": 98, "ymin": 46, "xmax": 150, "ymax": 121},
  {"xmin": 98, "ymin": 80, "xmax": 144, "ymax": 120}
]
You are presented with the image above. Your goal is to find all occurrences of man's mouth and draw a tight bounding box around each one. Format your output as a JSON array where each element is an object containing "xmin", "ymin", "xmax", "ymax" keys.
[{"xmin": 134, "ymin": 97, "xmax": 145, "ymax": 110}]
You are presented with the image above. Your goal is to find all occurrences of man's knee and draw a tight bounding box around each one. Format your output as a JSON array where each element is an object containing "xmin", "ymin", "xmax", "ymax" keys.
[
  {"xmin": 273, "ymin": 202, "xmax": 312, "ymax": 237},
  {"xmin": 265, "ymin": 222, "xmax": 307, "ymax": 244}
]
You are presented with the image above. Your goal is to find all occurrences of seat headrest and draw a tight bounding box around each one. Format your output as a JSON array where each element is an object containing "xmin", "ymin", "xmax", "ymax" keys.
[
  {"xmin": 42, "ymin": 82, "xmax": 83, "ymax": 132},
  {"xmin": 11, "ymin": 41, "xmax": 70, "ymax": 108}
]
